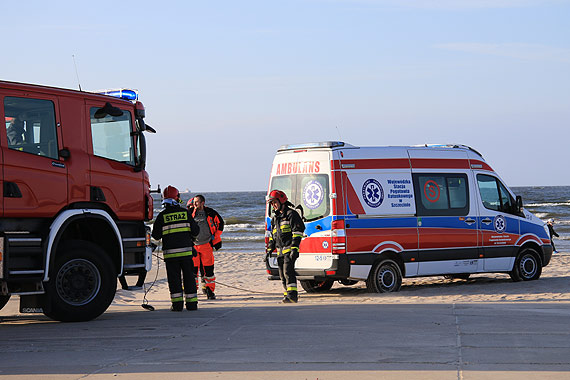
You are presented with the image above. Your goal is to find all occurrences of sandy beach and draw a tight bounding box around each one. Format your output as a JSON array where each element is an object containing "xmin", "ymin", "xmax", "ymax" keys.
[
  {"xmin": 115, "ymin": 250, "xmax": 570, "ymax": 308},
  {"xmin": 2, "ymin": 250, "xmax": 570, "ymax": 379}
]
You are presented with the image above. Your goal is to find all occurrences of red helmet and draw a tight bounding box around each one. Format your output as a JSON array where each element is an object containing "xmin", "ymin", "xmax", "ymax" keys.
[
  {"xmin": 267, "ymin": 189, "xmax": 287, "ymax": 204},
  {"xmin": 163, "ymin": 185, "xmax": 180, "ymax": 200}
]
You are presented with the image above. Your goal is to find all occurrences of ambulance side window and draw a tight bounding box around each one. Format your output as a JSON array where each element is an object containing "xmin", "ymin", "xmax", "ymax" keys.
[
  {"xmin": 477, "ymin": 174, "xmax": 517, "ymax": 215},
  {"xmin": 413, "ymin": 173, "xmax": 469, "ymax": 216}
]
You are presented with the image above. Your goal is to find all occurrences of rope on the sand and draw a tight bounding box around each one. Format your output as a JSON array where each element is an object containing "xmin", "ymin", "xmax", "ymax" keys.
[{"xmin": 215, "ymin": 280, "xmax": 284, "ymax": 295}]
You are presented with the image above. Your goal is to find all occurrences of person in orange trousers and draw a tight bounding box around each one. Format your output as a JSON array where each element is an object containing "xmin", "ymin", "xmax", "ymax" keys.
[{"xmin": 187, "ymin": 195, "xmax": 224, "ymax": 300}]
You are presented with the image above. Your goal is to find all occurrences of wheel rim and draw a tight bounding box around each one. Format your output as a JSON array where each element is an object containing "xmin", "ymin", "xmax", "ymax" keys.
[
  {"xmin": 519, "ymin": 254, "xmax": 537, "ymax": 279},
  {"xmin": 378, "ymin": 266, "xmax": 396, "ymax": 290},
  {"xmin": 56, "ymin": 259, "xmax": 101, "ymax": 306}
]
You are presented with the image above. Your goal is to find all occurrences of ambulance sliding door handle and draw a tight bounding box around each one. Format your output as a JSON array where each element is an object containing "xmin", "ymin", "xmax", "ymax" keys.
[{"xmin": 482, "ymin": 218, "xmax": 493, "ymax": 225}]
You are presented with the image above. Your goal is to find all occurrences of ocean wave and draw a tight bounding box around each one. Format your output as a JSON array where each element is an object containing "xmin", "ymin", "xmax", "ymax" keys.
[
  {"xmin": 224, "ymin": 223, "xmax": 265, "ymax": 231},
  {"xmin": 224, "ymin": 236, "xmax": 265, "ymax": 242},
  {"xmin": 526, "ymin": 201, "xmax": 570, "ymax": 207}
]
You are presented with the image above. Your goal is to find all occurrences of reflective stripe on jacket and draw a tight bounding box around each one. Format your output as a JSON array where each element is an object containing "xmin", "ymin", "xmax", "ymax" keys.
[
  {"xmin": 267, "ymin": 201, "xmax": 305, "ymax": 255},
  {"xmin": 152, "ymin": 203, "xmax": 199, "ymax": 260}
]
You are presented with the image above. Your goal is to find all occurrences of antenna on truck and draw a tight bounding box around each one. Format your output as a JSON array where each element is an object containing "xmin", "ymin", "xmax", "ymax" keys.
[{"xmin": 72, "ymin": 54, "xmax": 82, "ymax": 91}]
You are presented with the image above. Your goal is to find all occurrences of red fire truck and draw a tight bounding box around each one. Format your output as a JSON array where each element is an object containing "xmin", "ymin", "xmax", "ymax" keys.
[{"xmin": 0, "ymin": 81, "xmax": 155, "ymax": 321}]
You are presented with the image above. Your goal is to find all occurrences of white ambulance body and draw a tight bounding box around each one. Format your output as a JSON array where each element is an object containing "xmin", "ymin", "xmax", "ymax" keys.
[{"xmin": 265, "ymin": 141, "xmax": 553, "ymax": 293}]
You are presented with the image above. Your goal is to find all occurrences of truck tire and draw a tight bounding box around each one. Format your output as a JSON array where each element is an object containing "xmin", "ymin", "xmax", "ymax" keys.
[
  {"xmin": 510, "ymin": 248, "xmax": 542, "ymax": 282},
  {"xmin": 300, "ymin": 279, "xmax": 334, "ymax": 293},
  {"xmin": 0, "ymin": 295, "xmax": 10, "ymax": 311},
  {"xmin": 366, "ymin": 259, "xmax": 402, "ymax": 293},
  {"xmin": 43, "ymin": 240, "xmax": 117, "ymax": 322}
]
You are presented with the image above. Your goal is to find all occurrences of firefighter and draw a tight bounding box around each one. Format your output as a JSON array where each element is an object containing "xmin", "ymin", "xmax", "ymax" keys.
[
  {"xmin": 187, "ymin": 194, "xmax": 224, "ymax": 300},
  {"xmin": 266, "ymin": 190, "xmax": 305, "ymax": 303},
  {"xmin": 151, "ymin": 185, "xmax": 200, "ymax": 311}
]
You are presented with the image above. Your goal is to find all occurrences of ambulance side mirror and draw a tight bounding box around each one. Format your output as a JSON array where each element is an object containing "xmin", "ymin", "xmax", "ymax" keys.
[{"xmin": 516, "ymin": 195, "xmax": 523, "ymax": 214}]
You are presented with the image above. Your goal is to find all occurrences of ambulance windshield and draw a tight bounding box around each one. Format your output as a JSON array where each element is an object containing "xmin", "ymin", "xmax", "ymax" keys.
[{"xmin": 270, "ymin": 174, "xmax": 330, "ymax": 222}]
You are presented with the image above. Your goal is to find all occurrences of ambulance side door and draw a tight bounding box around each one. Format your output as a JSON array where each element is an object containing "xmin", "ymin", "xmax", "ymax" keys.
[
  {"xmin": 414, "ymin": 171, "xmax": 480, "ymax": 275},
  {"xmin": 475, "ymin": 173, "xmax": 520, "ymax": 271}
]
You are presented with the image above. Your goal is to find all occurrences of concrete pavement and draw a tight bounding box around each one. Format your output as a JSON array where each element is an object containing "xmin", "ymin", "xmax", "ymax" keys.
[{"xmin": 1, "ymin": 296, "xmax": 570, "ymax": 379}]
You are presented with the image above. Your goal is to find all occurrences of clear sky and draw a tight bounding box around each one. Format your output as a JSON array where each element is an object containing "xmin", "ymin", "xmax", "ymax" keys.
[{"xmin": 2, "ymin": 0, "xmax": 569, "ymax": 191}]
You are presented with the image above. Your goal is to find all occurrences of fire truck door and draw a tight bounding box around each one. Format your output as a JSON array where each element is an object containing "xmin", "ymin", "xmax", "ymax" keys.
[{"xmin": 2, "ymin": 95, "xmax": 67, "ymax": 217}]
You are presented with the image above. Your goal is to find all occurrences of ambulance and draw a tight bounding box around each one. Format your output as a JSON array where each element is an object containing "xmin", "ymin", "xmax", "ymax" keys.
[{"xmin": 264, "ymin": 141, "xmax": 553, "ymax": 293}]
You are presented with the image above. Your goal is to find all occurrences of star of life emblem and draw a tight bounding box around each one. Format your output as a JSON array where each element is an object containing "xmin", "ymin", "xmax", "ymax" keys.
[
  {"xmin": 362, "ymin": 179, "xmax": 384, "ymax": 208},
  {"xmin": 303, "ymin": 180, "xmax": 324, "ymax": 210},
  {"xmin": 494, "ymin": 215, "xmax": 507, "ymax": 233}
]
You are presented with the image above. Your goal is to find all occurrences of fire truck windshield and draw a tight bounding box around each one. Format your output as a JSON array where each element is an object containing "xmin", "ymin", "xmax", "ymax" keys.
[{"xmin": 90, "ymin": 107, "xmax": 136, "ymax": 165}]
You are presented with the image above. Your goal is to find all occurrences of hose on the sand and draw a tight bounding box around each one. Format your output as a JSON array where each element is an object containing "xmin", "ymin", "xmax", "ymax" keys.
[
  {"xmin": 145, "ymin": 247, "xmax": 296, "ymax": 298},
  {"xmin": 214, "ymin": 280, "xmax": 284, "ymax": 295}
]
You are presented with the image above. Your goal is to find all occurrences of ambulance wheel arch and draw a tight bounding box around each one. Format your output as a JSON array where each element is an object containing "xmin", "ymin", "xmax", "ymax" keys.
[
  {"xmin": 365, "ymin": 253, "xmax": 404, "ymax": 293},
  {"xmin": 509, "ymin": 245, "xmax": 543, "ymax": 282}
]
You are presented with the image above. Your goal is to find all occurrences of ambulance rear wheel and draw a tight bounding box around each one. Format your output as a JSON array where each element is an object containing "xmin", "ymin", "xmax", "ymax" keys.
[
  {"xmin": 300, "ymin": 279, "xmax": 334, "ymax": 293},
  {"xmin": 366, "ymin": 259, "xmax": 402, "ymax": 293},
  {"xmin": 512, "ymin": 248, "xmax": 542, "ymax": 282},
  {"xmin": 0, "ymin": 295, "xmax": 10, "ymax": 311},
  {"xmin": 43, "ymin": 240, "xmax": 117, "ymax": 322}
]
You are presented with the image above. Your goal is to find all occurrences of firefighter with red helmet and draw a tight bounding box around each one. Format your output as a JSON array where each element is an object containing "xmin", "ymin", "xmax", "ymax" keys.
[
  {"xmin": 266, "ymin": 190, "xmax": 305, "ymax": 303},
  {"xmin": 151, "ymin": 185, "xmax": 200, "ymax": 311},
  {"xmin": 187, "ymin": 194, "xmax": 224, "ymax": 300}
]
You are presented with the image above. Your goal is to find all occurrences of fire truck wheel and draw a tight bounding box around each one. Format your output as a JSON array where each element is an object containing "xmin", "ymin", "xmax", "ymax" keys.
[
  {"xmin": 300, "ymin": 279, "xmax": 334, "ymax": 293},
  {"xmin": 366, "ymin": 259, "xmax": 402, "ymax": 293},
  {"xmin": 512, "ymin": 248, "xmax": 542, "ymax": 282},
  {"xmin": 0, "ymin": 295, "xmax": 10, "ymax": 311},
  {"xmin": 43, "ymin": 240, "xmax": 117, "ymax": 322}
]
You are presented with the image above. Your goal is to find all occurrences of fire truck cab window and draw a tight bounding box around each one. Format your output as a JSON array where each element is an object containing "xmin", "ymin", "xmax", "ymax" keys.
[
  {"xmin": 4, "ymin": 97, "xmax": 59, "ymax": 159},
  {"xmin": 90, "ymin": 107, "xmax": 135, "ymax": 165}
]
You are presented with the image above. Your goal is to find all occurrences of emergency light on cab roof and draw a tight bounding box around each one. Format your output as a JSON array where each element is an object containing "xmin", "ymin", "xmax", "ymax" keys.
[
  {"xmin": 278, "ymin": 141, "xmax": 349, "ymax": 152},
  {"xmin": 95, "ymin": 88, "xmax": 138, "ymax": 101}
]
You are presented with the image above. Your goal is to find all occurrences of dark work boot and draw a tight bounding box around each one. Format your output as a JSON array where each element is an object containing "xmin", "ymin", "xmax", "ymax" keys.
[
  {"xmin": 170, "ymin": 302, "xmax": 183, "ymax": 311},
  {"xmin": 186, "ymin": 301, "xmax": 198, "ymax": 311},
  {"xmin": 205, "ymin": 287, "xmax": 216, "ymax": 300},
  {"xmin": 287, "ymin": 290, "xmax": 298, "ymax": 303}
]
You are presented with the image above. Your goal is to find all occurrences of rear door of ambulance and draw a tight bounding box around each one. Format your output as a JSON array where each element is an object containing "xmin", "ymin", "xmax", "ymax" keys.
[{"xmin": 268, "ymin": 148, "xmax": 334, "ymax": 273}]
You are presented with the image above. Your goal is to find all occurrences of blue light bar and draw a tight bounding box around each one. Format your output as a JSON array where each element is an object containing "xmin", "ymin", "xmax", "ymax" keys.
[{"xmin": 95, "ymin": 89, "xmax": 138, "ymax": 101}]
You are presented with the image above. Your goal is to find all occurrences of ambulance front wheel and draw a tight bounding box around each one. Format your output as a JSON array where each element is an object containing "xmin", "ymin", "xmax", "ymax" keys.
[
  {"xmin": 510, "ymin": 248, "xmax": 542, "ymax": 282},
  {"xmin": 366, "ymin": 259, "xmax": 402, "ymax": 293}
]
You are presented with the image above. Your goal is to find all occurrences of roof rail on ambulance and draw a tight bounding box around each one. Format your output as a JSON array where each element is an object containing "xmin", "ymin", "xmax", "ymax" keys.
[
  {"xmin": 414, "ymin": 143, "xmax": 483, "ymax": 158},
  {"xmin": 278, "ymin": 141, "xmax": 354, "ymax": 152},
  {"xmin": 94, "ymin": 88, "xmax": 138, "ymax": 102}
]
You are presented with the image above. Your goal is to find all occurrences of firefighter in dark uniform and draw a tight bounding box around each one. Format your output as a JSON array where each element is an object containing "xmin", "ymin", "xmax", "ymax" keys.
[
  {"xmin": 152, "ymin": 185, "xmax": 200, "ymax": 311},
  {"xmin": 266, "ymin": 190, "xmax": 305, "ymax": 303}
]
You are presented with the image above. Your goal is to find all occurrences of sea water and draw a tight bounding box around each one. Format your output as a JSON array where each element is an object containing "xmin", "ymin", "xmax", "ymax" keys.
[{"xmin": 152, "ymin": 186, "xmax": 570, "ymax": 254}]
